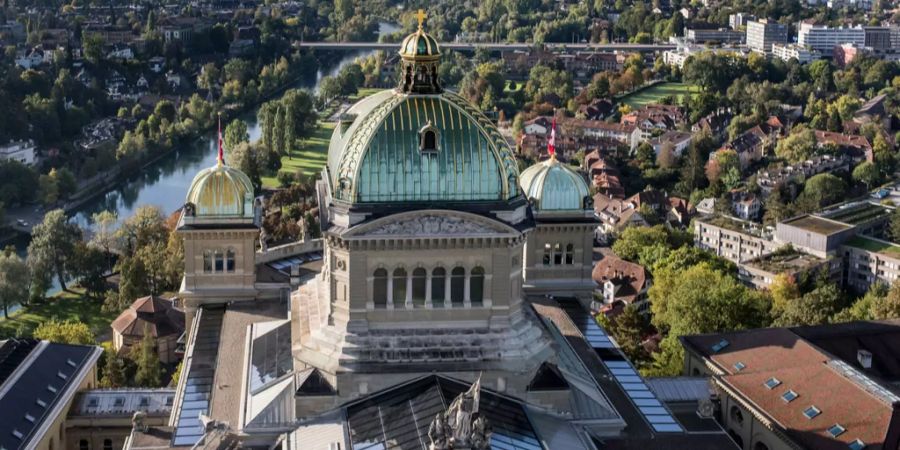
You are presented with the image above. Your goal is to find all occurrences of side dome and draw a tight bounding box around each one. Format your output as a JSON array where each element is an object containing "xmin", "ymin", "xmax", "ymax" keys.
[
  {"xmin": 519, "ymin": 157, "xmax": 591, "ymax": 211},
  {"xmin": 185, "ymin": 163, "xmax": 254, "ymax": 218}
]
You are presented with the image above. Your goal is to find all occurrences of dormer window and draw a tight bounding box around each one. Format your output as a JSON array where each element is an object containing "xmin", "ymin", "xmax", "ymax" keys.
[{"xmin": 419, "ymin": 122, "xmax": 440, "ymax": 153}]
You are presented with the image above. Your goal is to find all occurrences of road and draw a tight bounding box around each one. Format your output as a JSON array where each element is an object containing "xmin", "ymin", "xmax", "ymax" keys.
[{"xmin": 296, "ymin": 41, "xmax": 677, "ymax": 52}]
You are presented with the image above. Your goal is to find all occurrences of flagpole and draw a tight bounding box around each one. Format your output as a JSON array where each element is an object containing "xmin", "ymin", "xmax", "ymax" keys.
[{"xmin": 217, "ymin": 112, "xmax": 224, "ymax": 166}]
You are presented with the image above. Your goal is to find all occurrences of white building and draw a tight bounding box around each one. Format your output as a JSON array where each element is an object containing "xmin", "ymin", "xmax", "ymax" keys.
[
  {"xmin": 0, "ymin": 139, "xmax": 36, "ymax": 165},
  {"xmin": 798, "ymin": 22, "xmax": 866, "ymax": 53},
  {"xmin": 746, "ymin": 19, "xmax": 789, "ymax": 53},
  {"xmin": 729, "ymin": 12, "xmax": 756, "ymax": 30},
  {"xmin": 771, "ymin": 43, "xmax": 822, "ymax": 63}
]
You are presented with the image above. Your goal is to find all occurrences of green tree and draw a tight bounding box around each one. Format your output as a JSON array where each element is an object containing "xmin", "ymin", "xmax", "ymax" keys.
[
  {"xmin": 769, "ymin": 273, "xmax": 801, "ymax": 311},
  {"xmin": 33, "ymin": 320, "xmax": 94, "ymax": 345},
  {"xmin": 797, "ymin": 173, "xmax": 846, "ymax": 211},
  {"xmin": 224, "ymin": 119, "xmax": 249, "ymax": 151},
  {"xmin": 612, "ymin": 225, "xmax": 670, "ymax": 262},
  {"xmin": 82, "ymin": 32, "xmax": 105, "ymax": 63},
  {"xmin": 852, "ymin": 161, "xmax": 881, "ymax": 190},
  {"xmin": 775, "ymin": 128, "xmax": 817, "ymax": 164},
  {"xmin": 100, "ymin": 347, "xmax": 127, "ymax": 388},
  {"xmin": 70, "ymin": 242, "xmax": 109, "ymax": 299},
  {"xmin": 773, "ymin": 283, "xmax": 846, "ymax": 326},
  {"xmin": 27, "ymin": 209, "xmax": 82, "ymax": 292},
  {"xmin": 0, "ymin": 251, "xmax": 29, "ymax": 318},
  {"xmin": 600, "ymin": 304, "xmax": 650, "ymax": 365},
  {"xmin": 133, "ymin": 324, "xmax": 162, "ymax": 387}
]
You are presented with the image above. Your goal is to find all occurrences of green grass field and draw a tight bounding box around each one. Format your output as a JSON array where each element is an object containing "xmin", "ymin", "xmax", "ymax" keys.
[
  {"xmin": 348, "ymin": 87, "xmax": 383, "ymax": 103},
  {"xmin": 262, "ymin": 121, "xmax": 335, "ymax": 188},
  {"xmin": 619, "ymin": 82, "xmax": 699, "ymax": 109},
  {"xmin": 0, "ymin": 288, "xmax": 118, "ymax": 341}
]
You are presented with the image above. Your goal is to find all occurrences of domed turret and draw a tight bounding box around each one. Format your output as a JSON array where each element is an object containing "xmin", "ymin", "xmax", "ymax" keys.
[
  {"xmin": 396, "ymin": 10, "xmax": 442, "ymax": 94},
  {"xmin": 185, "ymin": 163, "xmax": 254, "ymax": 218},
  {"xmin": 184, "ymin": 124, "xmax": 254, "ymax": 219},
  {"xmin": 519, "ymin": 156, "xmax": 591, "ymax": 212}
]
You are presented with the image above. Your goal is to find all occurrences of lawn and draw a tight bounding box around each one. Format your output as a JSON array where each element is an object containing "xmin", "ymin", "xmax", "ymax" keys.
[
  {"xmin": 261, "ymin": 121, "xmax": 335, "ymax": 188},
  {"xmin": 618, "ymin": 82, "xmax": 699, "ymax": 110},
  {"xmin": 846, "ymin": 236, "xmax": 900, "ymax": 258},
  {"xmin": 0, "ymin": 288, "xmax": 118, "ymax": 342},
  {"xmin": 348, "ymin": 87, "xmax": 384, "ymax": 103}
]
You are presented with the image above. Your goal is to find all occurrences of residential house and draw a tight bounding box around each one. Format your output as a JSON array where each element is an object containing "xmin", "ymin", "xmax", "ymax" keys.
[
  {"xmin": 650, "ymin": 130, "xmax": 693, "ymax": 157},
  {"xmin": 594, "ymin": 189, "xmax": 693, "ymax": 240},
  {"xmin": 719, "ymin": 116, "xmax": 784, "ymax": 170},
  {"xmin": 148, "ymin": 56, "xmax": 166, "ymax": 74},
  {"xmin": 621, "ymin": 103, "xmax": 685, "ymax": 142},
  {"xmin": 853, "ymin": 93, "xmax": 890, "ymax": 131},
  {"xmin": 111, "ymin": 296, "xmax": 185, "ymax": 364},
  {"xmin": 577, "ymin": 98, "xmax": 615, "ymax": 120},
  {"xmin": 756, "ymin": 154, "xmax": 851, "ymax": 196},
  {"xmin": 0, "ymin": 139, "xmax": 36, "ymax": 166},
  {"xmin": 731, "ymin": 191, "xmax": 762, "ymax": 220},
  {"xmin": 814, "ymin": 130, "xmax": 873, "ymax": 162},
  {"xmin": 15, "ymin": 47, "xmax": 44, "ymax": 69},
  {"xmin": 692, "ymin": 108, "xmax": 733, "ymax": 143},
  {"xmin": 106, "ymin": 44, "xmax": 134, "ymax": 61},
  {"xmin": 592, "ymin": 254, "xmax": 651, "ymax": 314},
  {"xmin": 585, "ymin": 151, "xmax": 626, "ymax": 199}
]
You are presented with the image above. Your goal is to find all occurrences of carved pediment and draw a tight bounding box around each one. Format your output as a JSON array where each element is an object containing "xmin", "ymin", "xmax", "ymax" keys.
[{"xmin": 346, "ymin": 211, "xmax": 517, "ymax": 238}]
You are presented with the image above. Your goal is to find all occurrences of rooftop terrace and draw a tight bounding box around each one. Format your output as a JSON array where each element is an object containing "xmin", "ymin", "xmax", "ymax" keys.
[
  {"xmin": 699, "ymin": 215, "xmax": 771, "ymax": 239},
  {"xmin": 819, "ymin": 202, "xmax": 891, "ymax": 226},
  {"xmin": 744, "ymin": 248, "xmax": 829, "ymax": 274},
  {"xmin": 846, "ymin": 235, "xmax": 900, "ymax": 258},
  {"xmin": 781, "ymin": 215, "xmax": 852, "ymax": 236}
]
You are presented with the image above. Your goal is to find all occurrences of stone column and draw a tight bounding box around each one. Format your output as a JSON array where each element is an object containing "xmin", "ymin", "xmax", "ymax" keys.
[
  {"xmin": 425, "ymin": 273, "xmax": 433, "ymax": 308},
  {"xmin": 405, "ymin": 273, "xmax": 413, "ymax": 309},
  {"xmin": 445, "ymin": 277, "xmax": 452, "ymax": 308},
  {"xmin": 386, "ymin": 276, "xmax": 394, "ymax": 310},
  {"xmin": 464, "ymin": 271, "xmax": 471, "ymax": 308},
  {"xmin": 366, "ymin": 276, "xmax": 374, "ymax": 310}
]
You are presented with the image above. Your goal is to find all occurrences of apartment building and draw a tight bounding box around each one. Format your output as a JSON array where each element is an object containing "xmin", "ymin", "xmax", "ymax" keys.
[
  {"xmin": 798, "ymin": 22, "xmax": 866, "ymax": 53},
  {"xmin": 771, "ymin": 43, "xmax": 822, "ymax": 63},
  {"xmin": 685, "ymin": 28, "xmax": 746, "ymax": 44},
  {"xmin": 746, "ymin": 19, "xmax": 789, "ymax": 53},
  {"xmin": 694, "ymin": 216, "xmax": 778, "ymax": 263}
]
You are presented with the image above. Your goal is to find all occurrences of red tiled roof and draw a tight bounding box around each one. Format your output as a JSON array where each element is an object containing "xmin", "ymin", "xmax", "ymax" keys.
[
  {"xmin": 592, "ymin": 254, "xmax": 647, "ymax": 305},
  {"xmin": 682, "ymin": 327, "xmax": 900, "ymax": 450},
  {"xmin": 111, "ymin": 295, "xmax": 184, "ymax": 338}
]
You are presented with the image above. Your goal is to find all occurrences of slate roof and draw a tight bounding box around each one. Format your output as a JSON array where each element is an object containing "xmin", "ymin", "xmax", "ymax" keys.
[
  {"xmin": 592, "ymin": 254, "xmax": 648, "ymax": 306},
  {"xmin": 0, "ymin": 340, "xmax": 102, "ymax": 450}
]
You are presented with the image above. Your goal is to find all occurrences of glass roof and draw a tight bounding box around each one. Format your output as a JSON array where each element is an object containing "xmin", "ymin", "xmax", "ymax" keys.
[{"xmin": 249, "ymin": 322, "xmax": 293, "ymax": 394}]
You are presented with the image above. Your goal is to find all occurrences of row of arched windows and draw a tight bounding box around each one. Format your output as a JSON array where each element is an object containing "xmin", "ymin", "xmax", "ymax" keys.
[
  {"xmin": 543, "ymin": 243, "xmax": 575, "ymax": 266},
  {"xmin": 372, "ymin": 266, "xmax": 485, "ymax": 309},
  {"xmin": 203, "ymin": 248, "xmax": 236, "ymax": 273}
]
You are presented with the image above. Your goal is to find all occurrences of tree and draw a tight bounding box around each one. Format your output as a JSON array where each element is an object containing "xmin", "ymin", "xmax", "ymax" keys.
[
  {"xmin": 117, "ymin": 206, "xmax": 167, "ymax": 254},
  {"xmin": 226, "ymin": 142, "xmax": 264, "ymax": 190},
  {"xmin": 224, "ymin": 119, "xmax": 249, "ymax": 151},
  {"xmin": 650, "ymin": 263, "xmax": 770, "ymax": 336},
  {"xmin": 769, "ymin": 273, "xmax": 801, "ymax": 311},
  {"xmin": 100, "ymin": 347, "xmax": 127, "ymax": 388},
  {"xmin": 82, "ymin": 32, "xmax": 105, "ymax": 63},
  {"xmin": 773, "ymin": 283, "xmax": 846, "ymax": 326},
  {"xmin": 601, "ymin": 304, "xmax": 650, "ymax": 365},
  {"xmin": 0, "ymin": 250, "xmax": 29, "ymax": 318},
  {"xmin": 852, "ymin": 161, "xmax": 881, "ymax": 190},
  {"xmin": 775, "ymin": 128, "xmax": 817, "ymax": 164},
  {"xmin": 70, "ymin": 242, "xmax": 109, "ymax": 299},
  {"xmin": 133, "ymin": 324, "xmax": 162, "ymax": 387},
  {"xmin": 27, "ymin": 209, "xmax": 82, "ymax": 292},
  {"xmin": 890, "ymin": 208, "xmax": 900, "ymax": 242},
  {"xmin": 91, "ymin": 210, "xmax": 118, "ymax": 271},
  {"xmin": 612, "ymin": 225, "xmax": 671, "ymax": 262},
  {"xmin": 33, "ymin": 320, "xmax": 94, "ymax": 345},
  {"xmin": 656, "ymin": 142, "xmax": 676, "ymax": 169},
  {"xmin": 797, "ymin": 173, "xmax": 846, "ymax": 210},
  {"xmin": 834, "ymin": 282, "xmax": 889, "ymax": 322}
]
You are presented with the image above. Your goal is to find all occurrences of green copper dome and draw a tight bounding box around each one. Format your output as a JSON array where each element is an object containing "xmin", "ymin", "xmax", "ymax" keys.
[
  {"xmin": 326, "ymin": 90, "xmax": 520, "ymax": 204},
  {"xmin": 519, "ymin": 157, "xmax": 590, "ymax": 211},
  {"xmin": 399, "ymin": 29, "xmax": 440, "ymax": 59},
  {"xmin": 185, "ymin": 162, "xmax": 254, "ymax": 218}
]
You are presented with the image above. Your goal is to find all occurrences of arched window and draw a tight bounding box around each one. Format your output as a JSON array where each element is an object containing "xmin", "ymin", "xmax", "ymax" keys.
[
  {"xmin": 470, "ymin": 267, "xmax": 485, "ymax": 306},
  {"xmin": 419, "ymin": 123, "xmax": 440, "ymax": 153},
  {"xmin": 373, "ymin": 269, "xmax": 388, "ymax": 308},
  {"xmin": 79, "ymin": 439, "xmax": 89, "ymax": 450},
  {"xmin": 226, "ymin": 248, "xmax": 236, "ymax": 272},
  {"xmin": 553, "ymin": 243, "xmax": 563, "ymax": 265},
  {"xmin": 543, "ymin": 243, "xmax": 552, "ymax": 266},
  {"xmin": 432, "ymin": 267, "xmax": 446, "ymax": 308},
  {"xmin": 392, "ymin": 268, "xmax": 407, "ymax": 307},
  {"xmin": 565, "ymin": 244, "xmax": 575, "ymax": 265},
  {"xmin": 103, "ymin": 439, "xmax": 112, "ymax": 450},
  {"xmin": 412, "ymin": 268, "xmax": 427, "ymax": 308},
  {"xmin": 730, "ymin": 406, "xmax": 744, "ymax": 426},
  {"xmin": 754, "ymin": 442, "xmax": 770, "ymax": 450},
  {"xmin": 214, "ymin": 250, "xmax": 224, "ymax": 272},
  {"xmin": 450, "ymin": 267, "xmax": 466, "ymax": 306},
  {"xmin": 203, "ymin": 250, "xmax": 213, "ymax": 273}
]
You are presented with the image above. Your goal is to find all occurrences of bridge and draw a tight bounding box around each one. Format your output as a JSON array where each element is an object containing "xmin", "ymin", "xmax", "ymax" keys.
[{"xmin": 296, "ymin": 41, "xmax": 676, "ymax": 53}]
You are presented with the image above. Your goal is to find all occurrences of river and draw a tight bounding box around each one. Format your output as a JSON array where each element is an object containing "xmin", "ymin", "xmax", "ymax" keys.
[{"xmin": 8, "ymin": 21, "xmax": 399, "ymax": 301}]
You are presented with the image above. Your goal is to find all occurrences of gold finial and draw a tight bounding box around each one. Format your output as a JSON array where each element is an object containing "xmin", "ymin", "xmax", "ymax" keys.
[{"xmin": 416, "ymin": 9, "xmax": 426, "ymax": 30}]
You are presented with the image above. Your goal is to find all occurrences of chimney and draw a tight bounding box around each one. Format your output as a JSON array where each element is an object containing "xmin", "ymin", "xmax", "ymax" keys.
[{"xmin": 858, "ymin": 349, "xmax": 873, "ymax": 369}]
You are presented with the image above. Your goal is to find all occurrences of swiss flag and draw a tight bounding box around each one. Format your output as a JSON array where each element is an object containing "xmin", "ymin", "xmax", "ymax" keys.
[{"xmin": 547, "ymin": 118, "xmax": 557, "ymax": 157}]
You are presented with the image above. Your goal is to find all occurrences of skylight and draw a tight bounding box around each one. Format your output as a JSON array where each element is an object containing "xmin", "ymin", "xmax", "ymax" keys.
[
  {"xmin": 87, "ymin": 398, "xmax": 98, "ymax": 407},
  {"xmin": 114, "ymin": 397, "xmax": 125, "ymax": 407},
  {"xmin": 35, "ymin": 399, "xmax": 46, "ymax": 408},
  {"xmin": 764, "ymin": 377, "xmax": 781, "ymax": 389},
  {"xmin": 46, "ymin": 385, "xmax": 57, "ymax": 393},
  {"xmin": 57, "ymin": 371, "xmax": 68, "ymax": 380},
  {"xmin": 733, "ymin": 361, "xmax": 746, "ymax": 372},
  {"xmin": 828, "ymin": 424, "xmax": 846, "ymax": 438},
  {"xmin": 803, "ymin": 406, "xmax": 821, "ymax": 419},
  {"xmin": 711, "ymin": 339, "xmax": 730, "ymax": 353},
  {"xmin": 781, "ymin": 390, "xmax": 798, "ymax": 402},
  {"xmin": 24, "ymin": 414, "xmax": 34, "ymax": 423},
  {"xmin": 66, "ymin": 359, "xmax": 77, "ymax": 367},
  {"xmin": 11, "ymin": 430, "xmax": 22, "ymax": 439},
  {"xmin": 849, "ymin": 439, "xmax": 866, "ymax": 450}
]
